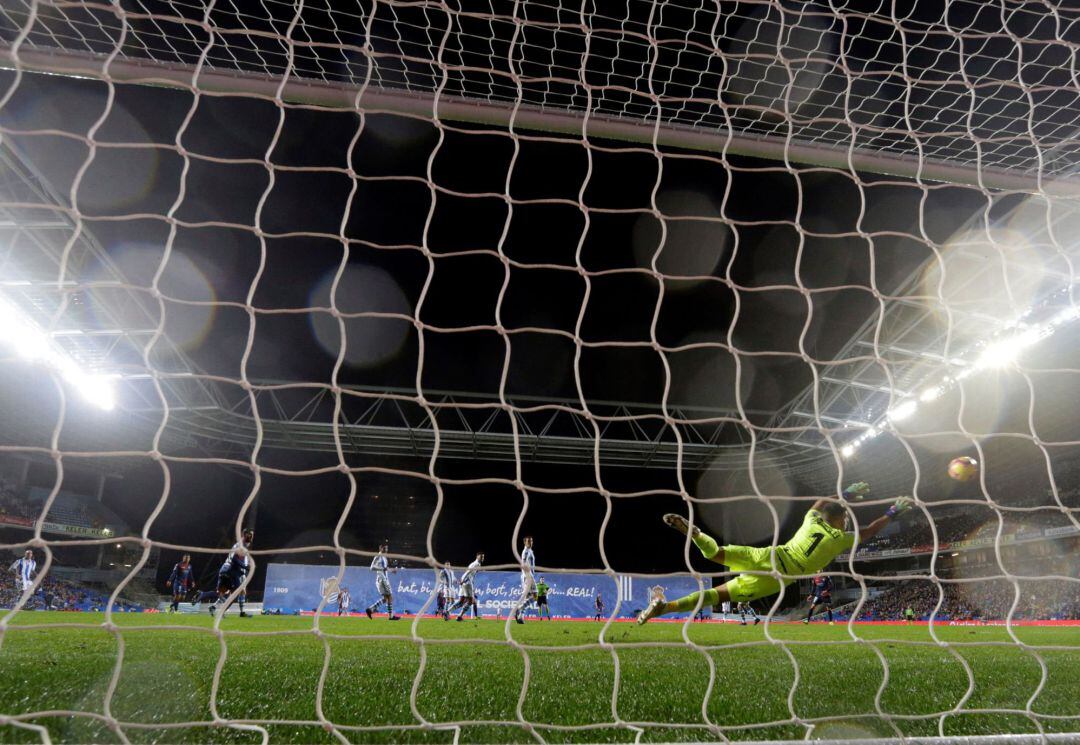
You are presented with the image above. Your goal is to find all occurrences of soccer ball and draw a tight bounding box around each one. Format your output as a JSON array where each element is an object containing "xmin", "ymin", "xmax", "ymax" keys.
[{"xmin": 948, "ymin": 456, "xmax": 979, "ymax": 482}]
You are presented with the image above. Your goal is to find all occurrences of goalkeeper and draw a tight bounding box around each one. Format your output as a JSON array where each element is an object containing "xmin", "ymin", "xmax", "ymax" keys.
[{"xmin": 638, "ymin": 484, "xmax": 912, "ymax": 624}]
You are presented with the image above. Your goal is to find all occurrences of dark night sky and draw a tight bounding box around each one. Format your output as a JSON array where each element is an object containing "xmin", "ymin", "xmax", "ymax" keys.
[{"xmin": 1, "ymin": 0, "xmax": 1078, "ymax": 596}]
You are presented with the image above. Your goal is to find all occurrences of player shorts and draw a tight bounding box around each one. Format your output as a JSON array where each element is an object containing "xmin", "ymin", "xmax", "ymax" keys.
[
  {"xmin": 376, "ymin": 576, "xmax": 391, "ymax": 596},
  {"xmin": 811, "ymin": 594, "xmax": 831, "ymax": 606},
  {"xmin": 218, "ymin": 566, "xmax": 246, "ymax": 593},
  {"xmin": 720, "ymin": 544, "xmax": 795, "ymax": 603},
  {"xmin": 537, "ymin": 595, "xmax": 548, "ymax": 607},
  {"xmin": 520, "ymin": 574, "xmax": 536, "ymax": 596},
  {"xmin": 459, "ymin": 582, "xmax": 475, "ymax": 599}
]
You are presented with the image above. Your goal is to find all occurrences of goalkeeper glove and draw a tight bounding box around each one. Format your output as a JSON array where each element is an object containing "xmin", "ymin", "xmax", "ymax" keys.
[
  {"xmin": 884, "ymin": 496, "xmax": 913, "ymax": 519},
  {"xmin": 842, "ymin": 482, "xmax": 871, "ymax": 499}
]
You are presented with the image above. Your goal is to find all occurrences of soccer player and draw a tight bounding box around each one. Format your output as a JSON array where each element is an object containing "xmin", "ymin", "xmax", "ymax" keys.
[
  {"xmin": 9, "ymin": 549, "xmax": 36, "ymax": 594},
  {"xmin": 165, "ymin": 554, "xmax": 195, "ymax": 612},
  {"xmin": 594, "ymin": 593, "xmax": 605, "ymax": 621},
  {"xmin": 535, "ymin": 576, "xmax": 552, "ymax": 620},
  {"xmin": 365, "ymin": 541, "xmax": 400, "ymax": 620},
  {"xmin": 737, "ymin": 601, "xmax": 760, "ymax": 626},
  {"xmin": 804, "ymin": 574, "xmax": 835, "ymax": 624},
  {"xmin": 904, "ymin": 606, "xmax": 915, "ymax": 624},
  {"xmin": 436, "ymin": 561, "xmax": 455, "ymax": 620},
  {"xmin": 209, "ymin": 529, "xmax": 254, "ymax": 618},
  {"xmin": 448, "ymin": 551, "xmax": 484, "ymax": 621},
  {"xmin": 637, "ymin": 484, "xmax": 912, "ymax": 624},
  {"xmin": 512, "ymin": 536, "xmax": 536, "ymax": 624},
  {"xmin": 337, "ymin": 586, "xmax": 351, "ymax": 616}
]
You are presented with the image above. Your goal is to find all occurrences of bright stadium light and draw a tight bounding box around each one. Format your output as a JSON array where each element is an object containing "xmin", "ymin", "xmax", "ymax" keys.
[
  {"xmin": 974, "ymin": 325, "xmax": 1051, "ymax": 369},
  {"xmin": 919, "ymin": 385, "xmax": 943, "ymax": 402},
  {"xmin": 1049, "ymin": 304, "xmax": 1079, "ymax": 327},
  {"xmin": 840, "ymin": 444, "xmax": 856, "ymax": 459},
  {"xmin": 975, "ymin": 339, "xmax": 1021, "ymax": 369},
  {"xmin": 886, "ymin": 399, "xmax": 918, "ymax": 422},
  {"xmin": 0, "ymin": 296, "xmax": 116, "ymax": 410},
  {"xmin": 66, "ymin": 369, "xmax": 117, "ymax": 411}
]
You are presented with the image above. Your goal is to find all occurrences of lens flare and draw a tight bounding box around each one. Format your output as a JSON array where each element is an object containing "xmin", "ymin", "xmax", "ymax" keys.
[
  {"xmin": 696, "ymin": 454, "xmax": 794, "ymax": 545},
  {"xmin": 90, "ymin": 243, "xmax": 217, "ymax": 350},
  {"xmin": 309, "ymin": 265, "xmax": 413, "ymax": 368},
  {"xmin": 632, "ymin": 190, "xmax": 729, "ymax": 284}
]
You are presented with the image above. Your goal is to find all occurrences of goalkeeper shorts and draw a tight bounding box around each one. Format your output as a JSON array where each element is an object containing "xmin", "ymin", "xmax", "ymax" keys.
[{"xmin": 720, "ymin": 544, "xmax": 795, "ymax": 603}]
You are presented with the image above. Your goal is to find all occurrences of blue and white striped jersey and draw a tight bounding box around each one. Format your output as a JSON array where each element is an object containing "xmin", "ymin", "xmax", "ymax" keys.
[
  {"xmin": 370, "ymin": 553, "xmax": 389, "ymax": 580},
  {"xmin": 437, "ymin": 566, "xmax": 455, "ymax": 590},
  {"xmin": 10, "ymin": 557, "xmax": 35, "ymax": 583},
  {"xmin": 521, "ymin": 547, "xmax": 535, "ymax": 576},
  {"xmin": 461, "ymin": 559, "xmax": 481, "ymax": 585},
  {"xmin": 222, "ymin": 541, "xmax": 250, "ymax": 575}
]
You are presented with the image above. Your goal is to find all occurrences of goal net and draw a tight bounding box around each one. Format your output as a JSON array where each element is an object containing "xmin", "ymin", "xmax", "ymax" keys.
[{"xmin": 0, "ymin": 0, "xmax": 1078, "ymax": 742}]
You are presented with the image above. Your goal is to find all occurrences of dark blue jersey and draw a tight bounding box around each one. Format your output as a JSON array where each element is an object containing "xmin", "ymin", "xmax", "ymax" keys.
[
  {"xmin": 169, "ymin": 563, "xmax": 194, "ymax": 590},
  {"xmin": 811, "ymin": 576, "xmax": 833, "ymax": 595}
]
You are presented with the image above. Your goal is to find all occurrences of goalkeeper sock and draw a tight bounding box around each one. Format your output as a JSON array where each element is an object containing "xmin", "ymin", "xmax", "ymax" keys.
[
  {"xmin": 692, "ymin": 532, "xmax": 721, "ymax": 560},
  {"xmin": 671, "ymin": 588, "xmax": 720, "ymax": 613}
]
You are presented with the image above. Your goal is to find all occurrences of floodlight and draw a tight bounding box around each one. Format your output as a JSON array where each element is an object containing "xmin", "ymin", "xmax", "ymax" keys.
[
  {"xmin": 1049, "ymin": 305, "xmax": 1080, "ymax": 327},
  {"xmin": 887, "ymin": 399, "xmax": 917, "ymax": 422},
  {"xmin": 975, "ymin": 326, "xmax": 1049, "ymax": 369},
  {"xmin": 840, "ymin": 444, "xmax": 856, "ymax": 459},
  {"xmin": 72, "ymin": 373, "xmax": 116, "ymax": 410},
  {"xmin": 919, "ymin": 386, "xmax": 943, "ymax": 402},
  {"xmin": 0, "ymin": 294, "xmax": 116, "ymax": 410}
]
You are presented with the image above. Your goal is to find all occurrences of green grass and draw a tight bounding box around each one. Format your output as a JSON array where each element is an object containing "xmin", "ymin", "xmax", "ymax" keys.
[{"xmin": 1, "ymin": 612, "xmax": 1078, "ymax": 743}]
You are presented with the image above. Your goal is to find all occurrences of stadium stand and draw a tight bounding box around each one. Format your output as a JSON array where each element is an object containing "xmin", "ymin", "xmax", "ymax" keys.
[
  {"xmin": 851, "ymin": 577, "xmax": 1080, "ymax": 622},
  {"xmin": 0, "ymin": 569, "xmax": 143, "ymax": 612}
]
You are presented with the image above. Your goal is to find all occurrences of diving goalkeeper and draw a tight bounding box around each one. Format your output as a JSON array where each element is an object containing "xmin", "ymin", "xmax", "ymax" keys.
[{"xmin": 637, "ymin": 483, "xmax": 912, "ymax": 624}]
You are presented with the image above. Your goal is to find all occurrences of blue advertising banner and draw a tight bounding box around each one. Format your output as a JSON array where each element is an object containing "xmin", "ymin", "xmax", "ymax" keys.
[{"xmin": 263, "ymin": 563, "xmax": 712, "ymax": 620}]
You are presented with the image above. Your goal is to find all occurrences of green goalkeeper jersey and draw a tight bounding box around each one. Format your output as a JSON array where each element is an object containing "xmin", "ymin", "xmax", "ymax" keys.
[
  {"xmin": 536, "ymin": 581, "xmax": 549, "ymax": 598},
  {"xmin": 780, "ymin": 509, "xmax": 856, "ymax": 575}
]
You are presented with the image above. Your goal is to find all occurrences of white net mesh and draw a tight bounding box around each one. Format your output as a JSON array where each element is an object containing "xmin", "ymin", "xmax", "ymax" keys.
[{"xmin": 1, "ymin": 0, "xmax": 1079, "ymax": 743}]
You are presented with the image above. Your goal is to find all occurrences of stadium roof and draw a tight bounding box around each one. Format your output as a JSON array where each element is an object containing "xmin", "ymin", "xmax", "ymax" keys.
[{"xmin": 1, "ymin": 0, "xmax": 1079, "ymax": 486}]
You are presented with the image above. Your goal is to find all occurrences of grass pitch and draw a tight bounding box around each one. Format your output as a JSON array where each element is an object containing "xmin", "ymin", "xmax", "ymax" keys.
[{"xmin": 1, "ymin": 611, "xmax": 1078, "ymax": 743}]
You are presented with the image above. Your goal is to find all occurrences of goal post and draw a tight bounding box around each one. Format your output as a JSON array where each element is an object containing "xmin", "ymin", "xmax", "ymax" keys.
[
  {"xmin": 6, "ymin": 43, "xmax": 1079, "ymax": 194},
  {"xmin": 4, "ymin": 0, "xmax": 1080, "ymax": 194}
]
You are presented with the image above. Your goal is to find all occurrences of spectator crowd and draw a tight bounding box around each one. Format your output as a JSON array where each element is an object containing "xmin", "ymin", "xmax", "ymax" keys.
[
  {"xmin": 858, "ymin": 488, "xmax": 1080, "ymax": 556},
  {"xmin": 849, "ymin": 562, "xmax": 1080, "ymax": 622},
  {"xmin": 0, "ymin": 476, "xmax": 34, "ymax": 524},
  {"xmin": 0, "ymin": 568, "xmax": 142, "ymax": 612}
]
